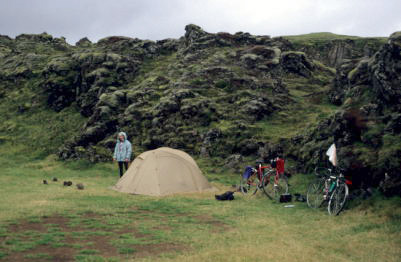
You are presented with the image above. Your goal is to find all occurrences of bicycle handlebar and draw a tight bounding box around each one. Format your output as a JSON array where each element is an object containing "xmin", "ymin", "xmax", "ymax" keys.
[
  {"xmin": 315, "ymin": 166, "xmax": 346, "ymax": 179},
  {"xmin": 314, "ymin": 167, "xmax": 330, "ymax": 177}
]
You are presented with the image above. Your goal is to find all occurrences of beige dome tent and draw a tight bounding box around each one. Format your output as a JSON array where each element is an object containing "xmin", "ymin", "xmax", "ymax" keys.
[{"xmin": 112, "ymin": 147, "xmax": 215, "ymax": 196}]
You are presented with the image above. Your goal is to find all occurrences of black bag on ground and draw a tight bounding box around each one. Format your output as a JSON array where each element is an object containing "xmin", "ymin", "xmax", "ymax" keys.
[
  {"xmin": 215, "ymin": 191, "xmax": 235, "ymax": 201},
  {"xmin": 279, "ymin": 193, "xmax": 292, "ymax": 203},
  {"xmin": 294, "ymin": 193, "xmax": 306, "ymax": 202}
]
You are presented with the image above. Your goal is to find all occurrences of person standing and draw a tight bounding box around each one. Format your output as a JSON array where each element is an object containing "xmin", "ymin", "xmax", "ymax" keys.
[{"xmin": 113, "ymin": 132, "xmax": 132, "ymax": 177}]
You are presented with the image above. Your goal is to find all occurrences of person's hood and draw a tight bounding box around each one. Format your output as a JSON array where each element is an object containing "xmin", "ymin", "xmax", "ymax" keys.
[{"xmin": 117, "ymin": 132, "xmax": 127, "ymax": 142}]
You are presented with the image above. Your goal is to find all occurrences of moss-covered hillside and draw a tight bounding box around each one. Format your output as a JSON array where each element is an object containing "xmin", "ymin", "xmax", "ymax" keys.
[{"xmin": 0, "ymin": 25, "xmax": 400, "ymax": 196}]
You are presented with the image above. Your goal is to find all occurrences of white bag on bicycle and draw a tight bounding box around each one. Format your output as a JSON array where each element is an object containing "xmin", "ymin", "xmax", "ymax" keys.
[{"xmin": 326, "ymin": 143, "xmax": 338, "ymax": 166}]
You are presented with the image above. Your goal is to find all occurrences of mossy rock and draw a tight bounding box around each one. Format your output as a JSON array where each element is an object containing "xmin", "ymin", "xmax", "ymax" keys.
[
  {"xmin": 98, "ymin": 91, "xmax": 125, "ymax": 108},
  {"xmin": 389, "ymin": 31, "xmax": 401, "ymax": 47},
  {"xmin": 281, "ymin": 51, "xmax": 314, "ymax": 77}
]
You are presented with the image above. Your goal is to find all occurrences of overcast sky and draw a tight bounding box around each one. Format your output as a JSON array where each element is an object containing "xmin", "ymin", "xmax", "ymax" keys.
[{"xmin": 1, "ymin": 0, "xmax": 400, "ymax": 44}]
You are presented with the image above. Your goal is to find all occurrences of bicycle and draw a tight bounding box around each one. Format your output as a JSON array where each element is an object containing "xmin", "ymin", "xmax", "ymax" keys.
[
  {"xmin": 306, "ymin": 167, "xmax": 350, "ymax": 215},
  {"xmin": 239, "ymin": 159, "xmax": 288, "ymax": 201}
]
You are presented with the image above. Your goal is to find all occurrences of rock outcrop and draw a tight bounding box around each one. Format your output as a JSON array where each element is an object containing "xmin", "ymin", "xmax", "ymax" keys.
[
  {"xmin": 289, "ymin": 32, "xmax": 401, "ymax": 196},
  {"xmin": 54, "ymin": 25, "xmax": 319, "ymax": 162}
]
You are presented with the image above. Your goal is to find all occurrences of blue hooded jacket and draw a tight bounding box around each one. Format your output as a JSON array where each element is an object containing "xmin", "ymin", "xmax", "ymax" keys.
[{"xmin": 113, "ymin": 132, "xmax": 132, "ymax": 162}]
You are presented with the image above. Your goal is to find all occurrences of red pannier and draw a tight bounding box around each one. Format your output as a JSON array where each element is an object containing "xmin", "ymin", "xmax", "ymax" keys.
[{"xmin": 276, "ymin": 158, "xmax": 285, "ymax": 175}]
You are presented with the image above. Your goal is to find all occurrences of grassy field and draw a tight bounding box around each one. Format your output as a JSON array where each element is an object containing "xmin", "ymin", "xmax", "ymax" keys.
[{"xmin": 0, "ymin": 148, "xmax": 400, "ymax": 262}]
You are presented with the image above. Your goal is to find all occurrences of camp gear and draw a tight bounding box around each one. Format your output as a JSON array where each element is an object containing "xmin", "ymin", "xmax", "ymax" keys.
[
  {"xmin": 284, "ymin": 205, "xmax": 295, "ymax": 208},
  {"xmin": 326, "ymin": 144, "xmax": 338, "ymax": 166},
  {"xmin": 276, "ymin": 158, "xmax": 285, "ymax": 175},
  {"xmin": 63, "ymin": 181, "xmax": 72, "ymax": 186},
  {"xmin": 113, "ymin": 132, "xmax": 132, "ymax": 162},
  {"xmin": 294, "ymin": 193, "xmax": 307, "ymax": 202},
  {"xmin": 240, "ymin": 163, "xmax": 271, "ymax": 196},
  {"xmin": 264, "ymin": 174, "xmax": 288, "ymax": 201},
  {"xmin": 262, "ymin": 158, "xmax": 288, "ymax": 201},
  {"xmin": 306, "ymin": 167, "xmax": 349, "ymax": 215},
  {"xmin": 215, "ymin": 191, "xmax": 234, "ymax": 201},
  {"xmin": 242, "ymin": 166, "xmax": 255, "ymax": 180},
  {"xmin": 279, "ymin": 193, "xmax": 292, "ymax": 203},
  {"xmin": 239, "ymin": 161, "xmax": 288, "ymax": 201},
  {"xmin": 52, "ymin": 177, "xmax": 58, "ymax": 182},
  {"xmin": 112, "ymin": 147, "xmax": 215, "ymax": 196}
]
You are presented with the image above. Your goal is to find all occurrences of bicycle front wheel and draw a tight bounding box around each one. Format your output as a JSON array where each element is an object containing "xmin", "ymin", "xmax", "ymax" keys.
[
  {"xmin": 328, "ymin": 183, "xmax": 349, "ymax": 215},
  {"xmin": 306, "ymin": 178, "xmax": 326, "ymax": 208},
  {"xmin": 240, "ymin": 175, "xmax": 259, "ymax": 195}
]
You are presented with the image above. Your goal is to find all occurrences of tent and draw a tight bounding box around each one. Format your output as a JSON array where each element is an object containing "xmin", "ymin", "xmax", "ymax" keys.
[{"xmin": 111, "ymin": 147, "xmax": 216, "ymax": 196}]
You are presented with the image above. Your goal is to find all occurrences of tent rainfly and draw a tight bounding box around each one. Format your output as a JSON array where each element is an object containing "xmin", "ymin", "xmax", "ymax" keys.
[{"xmin": 112, "ymin": 147, "xmax": 216, "ymax": 196}]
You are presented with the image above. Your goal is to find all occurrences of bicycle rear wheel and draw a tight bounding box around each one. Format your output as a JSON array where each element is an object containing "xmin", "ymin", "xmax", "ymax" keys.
[
  {"xmin": 240, "ymin": 175, "xmax": 259, "ymax": 195},
  {"xmin": 328, "ymin": 183, "xmax": 349, "ymax": 215},
  {"xmin": 306, "ymin": 178, "xmax": 326, "ymax": 208},
  {"xmin": 262, "ymin": 174, "xmax": 288, "ymax": 200}
]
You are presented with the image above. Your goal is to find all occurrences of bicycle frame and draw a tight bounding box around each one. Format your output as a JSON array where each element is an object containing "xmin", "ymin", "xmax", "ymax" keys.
[
  {"xmin": 324, "ymin": 175, "xmax": 337, "ymax": 200},
  {"xmin": 320, "ymin": 169, "xmax": 347, "ymax": 200},
  {"xmin": 260, "ymin": 164, "xmax": 274, "ymax": 184},
  {"xmin": 248, "ymin": 163, "xmax": 280, "ymax": 187},
  {"xmin": 240, "ymin": 160, "xmax": 288, "ymax": 199}
]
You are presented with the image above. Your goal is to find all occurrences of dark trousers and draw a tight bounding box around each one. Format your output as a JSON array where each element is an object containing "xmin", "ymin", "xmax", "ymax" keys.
[{"xmin": 118, "ymin": 161, "xmax": 128, "ymax": 177}]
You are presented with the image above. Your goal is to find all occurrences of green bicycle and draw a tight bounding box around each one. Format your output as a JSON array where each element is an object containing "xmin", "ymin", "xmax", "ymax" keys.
[{"xmin": 307, "ymin": 167, "xmax": 350, "ymax": 215}]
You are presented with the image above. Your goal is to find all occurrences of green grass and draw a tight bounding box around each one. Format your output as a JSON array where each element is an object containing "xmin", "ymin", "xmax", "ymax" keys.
[
  {"xmin": 252, "ymin": 73, "xmax": 339, "ymax": 142},
  {"xmin": 283, "ymin": 32, "xmax": 387, "ymax": 44},
  {"xmin": 283, "ymin": 32, "xmax": 361, "ymax": 41},
  {"xmin": 0, "ymin": 83, "xmax": 86, "ymax": 160}
]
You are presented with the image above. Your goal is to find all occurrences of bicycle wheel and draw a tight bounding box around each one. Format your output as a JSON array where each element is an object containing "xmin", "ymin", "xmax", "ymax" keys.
[
  {"xmin": 261, "ymin": 173, "xmax": 274, "ymax": 199},
  {"xmin": 328, "ymin": 182, "xmax": 349, "ymax": 215},
  {"xmin": 240, "ymin": 175, "xmax": 259, "ymax": 195},
  {"xmin": 306, "ymin": 178, "xmax": 326, "ymax": 208},
  {"xmin": 263, "ymin": 174, "xmax": 288, "ymax": 200}
]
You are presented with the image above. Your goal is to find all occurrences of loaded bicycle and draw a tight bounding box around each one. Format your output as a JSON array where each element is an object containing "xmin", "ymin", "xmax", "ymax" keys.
[
  {"xmin": 239, "ymin": 158, "xmax": 288, "ymax": 201},
  {"xmin": 306, "ymin": 167, "xmax": 351, "ymax": 215}
]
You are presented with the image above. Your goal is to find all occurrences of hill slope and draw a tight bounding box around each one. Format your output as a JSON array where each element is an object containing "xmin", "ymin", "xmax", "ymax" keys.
[{"xmin": 0, "ymin": 25, "xmax": 400, "ymax": 196}]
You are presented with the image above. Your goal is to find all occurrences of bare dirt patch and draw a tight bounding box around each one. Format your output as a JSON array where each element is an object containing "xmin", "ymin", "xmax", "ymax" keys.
[
  {"xmin": 1, "ymin": 212, "xmax": 188, "ymax": 262},
  {"xmin": 8, "ymin": 215, "xmax": 71, "ymax": 233},
  {"xmin": 63, "ymin": 233, "xmax": 119, "ymax": 258},
  {"xmin": 193, "ymin": 215, "xmax": 232, "ymax": 233},
  {"xmin": 8, "ymin": 221, "xmax": 47, "ymax": 233}
]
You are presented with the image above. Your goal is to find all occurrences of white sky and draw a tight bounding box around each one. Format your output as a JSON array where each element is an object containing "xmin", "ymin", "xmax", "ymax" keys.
[{"xmin": 0, "ymin": 0, "xmax": 400, "ymax": 44}]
